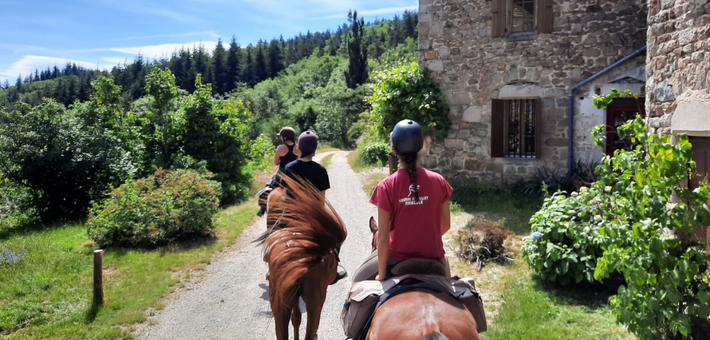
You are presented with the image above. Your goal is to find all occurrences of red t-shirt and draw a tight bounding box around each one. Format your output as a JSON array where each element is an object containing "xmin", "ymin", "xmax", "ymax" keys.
[{"xmin": 369, "ymin": 167, "xmax": 453, "ymax": 261}]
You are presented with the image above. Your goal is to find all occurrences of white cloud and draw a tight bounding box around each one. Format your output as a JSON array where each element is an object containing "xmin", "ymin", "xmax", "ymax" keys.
[
  {"xmin": 121, "ymin": 31, "xmax": 221, "ymax": 41},
  {"xmin": 316, "ymin": 5, "xmax": 418, "ymax": 19},
  {"xmin": 0, "ymin": 55, "xmax": 114, "ymax": 81},
  {"xmin": 103, "ymin": 57, "xmax": 130, "ymax": 64},
  {"xmin": 110, "ymin": 41, "xmax": 220, "ymax": 58}
]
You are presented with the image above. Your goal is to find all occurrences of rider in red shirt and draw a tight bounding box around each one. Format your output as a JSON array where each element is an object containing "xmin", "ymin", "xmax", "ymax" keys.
[{"xmin": 352, "ymin": 119, "xmax": 453, "ymax": 282}]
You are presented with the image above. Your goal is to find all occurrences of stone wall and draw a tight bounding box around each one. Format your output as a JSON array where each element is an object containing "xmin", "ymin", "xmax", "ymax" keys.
[
  {"xmin": 646, "ymin": 0, "xmax": 710, "ymax": 134},
  {"xmin": 419, "ymin": 0, "xmax": 647, "ymax": 183}
]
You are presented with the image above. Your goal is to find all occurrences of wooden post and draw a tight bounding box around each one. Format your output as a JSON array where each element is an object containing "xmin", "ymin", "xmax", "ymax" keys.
[
  {"xmin": 93, "ymin": 249, "xmax": 104, "ymax": 305},
  {"xmin": 388, "ymin": 153, "xmax": 398, "ymax": 175}
]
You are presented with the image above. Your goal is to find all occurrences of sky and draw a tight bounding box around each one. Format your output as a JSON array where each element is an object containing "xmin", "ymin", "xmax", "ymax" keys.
[{"xmin": 0, "ymin": 0, "xmax": 418, "ymax": 83}]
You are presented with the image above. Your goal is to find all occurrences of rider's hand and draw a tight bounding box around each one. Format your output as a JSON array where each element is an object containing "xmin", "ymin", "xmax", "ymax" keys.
[{"xmin": 375, "ymin": 273, "xmax": 385, "ymax": 281}]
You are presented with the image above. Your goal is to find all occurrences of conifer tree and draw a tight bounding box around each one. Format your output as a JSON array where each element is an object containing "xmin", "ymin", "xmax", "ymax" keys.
[
  {"xmin": 268, "ymin": 39, "xmax": 283, "ymax": 78},
  {"xmin": 242, "ymin": 48, "xmax": 254, "ymax": 86},
  {"xmin": 345, "ymin": 10, "xmax": 368, "ymax": 89},
  {"xmin": 226, "ymin": 36, "xmax": 241, "ymax": 92},
  {"xmin": 212, "ymin": 38, "xmax": 227, "ymax": 94},
  {"xmin": 254, "ymin": 43, "xmax": 268, "ymax": 83}
]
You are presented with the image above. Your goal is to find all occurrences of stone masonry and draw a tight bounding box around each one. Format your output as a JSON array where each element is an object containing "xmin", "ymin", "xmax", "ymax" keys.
[
  {"xmin": 419, "ymin": 0, "xmax": 648, "ymax": 183},
  {"xmin": 646, "ymin": 0, "xmax": 710, "ymax": 133}
]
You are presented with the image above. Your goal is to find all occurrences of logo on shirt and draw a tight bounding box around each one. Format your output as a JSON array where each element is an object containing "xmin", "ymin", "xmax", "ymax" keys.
[
  {"xmin": 408, "ymin": 184, "xmax": 420, "ymax": 197},
  {"xmin": 398, "ymin": 184, "xmax": 428, "ymax": 206}
]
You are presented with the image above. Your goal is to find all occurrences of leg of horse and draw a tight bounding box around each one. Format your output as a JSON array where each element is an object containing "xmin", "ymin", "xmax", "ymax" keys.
[
  {"xmin": 271, "ymin": 301, "xmax": 292, "ymax": 340},
  {"xmin": 302, "ymin": 258, "xmax": 335, "ymax": 340},
  {"xmin": 291, "ymin": 304, "xmax": 302, "ymax": 340}
]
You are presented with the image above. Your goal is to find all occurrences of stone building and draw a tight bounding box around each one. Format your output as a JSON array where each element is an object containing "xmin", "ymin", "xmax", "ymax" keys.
[
  {"xmin": 645, "ymin": 0, "xmax": 710, "ymax": 246},
  {"xmin": 418, "ymin": 0, "xmax": 649, "ymax": 183}
]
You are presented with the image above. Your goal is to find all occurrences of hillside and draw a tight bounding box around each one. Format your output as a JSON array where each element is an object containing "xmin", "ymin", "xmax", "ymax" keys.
[{"xmin": 0, "ymin": 11, "xmax": 418, "ymax": 109}]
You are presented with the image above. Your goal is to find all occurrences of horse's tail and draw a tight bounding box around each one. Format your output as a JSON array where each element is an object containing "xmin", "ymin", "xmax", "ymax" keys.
[
  {"xmin": 421, "ymin": 333, "xmax": 450, "ymax": 340},
  {"xmin": 259, "ymin": 174, "xmax": 347, "ymax": 309}
]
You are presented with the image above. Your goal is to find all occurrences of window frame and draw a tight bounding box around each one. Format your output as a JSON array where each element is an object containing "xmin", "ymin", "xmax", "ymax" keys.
[
  {"xmin": 491, "ymin": 99, "xmax": 542, "ymax": 159},
  {"xmin": 508, "ymin": 0, "xmax": 537, "ymax": 35}
]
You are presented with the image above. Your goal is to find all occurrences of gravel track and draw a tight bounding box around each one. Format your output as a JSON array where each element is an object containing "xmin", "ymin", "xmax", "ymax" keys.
[{"xmin": 136, "ymin": 151, "xmax": 376, "ymax": 340}]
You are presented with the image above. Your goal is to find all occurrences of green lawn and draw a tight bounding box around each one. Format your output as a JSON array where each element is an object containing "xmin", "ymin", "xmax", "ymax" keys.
[
  {"xmin": 450, "ymin": 183, "xmax": 542, "ymax": 235},
  {"xmin": 0, "ymin": 198, "xmax": 258, "ymax": 339}
]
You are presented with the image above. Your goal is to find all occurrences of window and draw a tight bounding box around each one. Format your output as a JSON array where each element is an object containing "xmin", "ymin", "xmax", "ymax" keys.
[
  {"xmin": 492, "ymin": 0, "xmax": 553, "ymax": 37},
  {"xmin": 605, "ymin": 103, "xmax": 646, "ymax": 155},
  {"xmin": 491, "ymin": 99, "xmax": 542, "ymax": 158}
]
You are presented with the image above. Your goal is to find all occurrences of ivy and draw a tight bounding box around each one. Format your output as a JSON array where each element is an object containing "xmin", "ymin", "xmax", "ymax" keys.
[{"xmin": 367, "ymin": 61, "xmax": 450, "ymax": 140}]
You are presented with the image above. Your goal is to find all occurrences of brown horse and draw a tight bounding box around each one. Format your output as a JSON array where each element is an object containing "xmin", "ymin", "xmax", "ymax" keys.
[
  {"xmin": 365, "ymin": 217, "xmax": 480, "ymax": 340},
  {"xmin": 254, "ymin": 175, "xmax": 347, "ymax": 340}
]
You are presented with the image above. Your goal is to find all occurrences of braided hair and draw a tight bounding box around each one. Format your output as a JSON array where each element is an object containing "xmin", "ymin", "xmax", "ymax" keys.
[{"xmin": 398, "ymin": 152, "xmax": 419, "ymax": 202}]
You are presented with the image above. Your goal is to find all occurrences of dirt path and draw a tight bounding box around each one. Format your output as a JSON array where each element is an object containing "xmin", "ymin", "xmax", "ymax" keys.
[{"xmin": 135, "ymin": 151, "xmax": 376, "ymax": 340}]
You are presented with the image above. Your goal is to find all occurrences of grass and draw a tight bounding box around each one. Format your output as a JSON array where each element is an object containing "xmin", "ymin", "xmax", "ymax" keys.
[
  {"xmin": 347, "ymin": 149, "xmax": 382, "ymax": 174},
  {"xmin": 450, "ymin": 183, "xmax": 542, "ymax": 235},
  {"xmin": 0, "ymin": 198, "xmax": 259, "ymax": 339},
  {"xmin": 473, "ymin": 260, "xmax": 633, "ymax": 340},
  {"xmin": 320, "ymin": 153, "xmax": 334, "ymax": 169}
]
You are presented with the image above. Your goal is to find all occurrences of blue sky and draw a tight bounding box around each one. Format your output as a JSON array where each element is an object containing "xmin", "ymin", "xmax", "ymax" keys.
[{"xmin": 0, "ymin": 0, "xmax": 418, "ymax": 83}]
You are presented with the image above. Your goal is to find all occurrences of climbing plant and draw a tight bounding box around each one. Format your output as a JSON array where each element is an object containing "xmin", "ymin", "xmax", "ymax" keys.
[{"xmin": 367, "ymin": 61, "xmax": 450, "ymax": 140}]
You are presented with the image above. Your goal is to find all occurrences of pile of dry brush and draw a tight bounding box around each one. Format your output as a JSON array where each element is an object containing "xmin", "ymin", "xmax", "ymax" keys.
[{"xmin": 451, "ymin": 218, "xmax": 514, "ymax": 271}]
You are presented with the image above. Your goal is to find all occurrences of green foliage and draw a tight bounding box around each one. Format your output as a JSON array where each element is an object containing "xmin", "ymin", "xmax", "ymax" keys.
[
  {"xmin": 144, "ymin": 68, "xmax": 183, "ymax": 168},
  {"xmin": 591, "ymin": 114, "xmax": 710, "ymax": 339},
  {"xmin": 87, "ymin": 168, "xmax": 220, "ymax": 247},
  {"xmin": 368, "ymin": 61, "xmax": 451, "ymax": 140},
  {"xmin": 527, "ymin": 88, "xmax": 710, "ymax": 339},
  {"xmin": 359, "ymin": 142, "xmax": 390, "ymax": 165},
  {"xmin": 523, "ymin": 189, "xmax": 609, "ymax": 286},
  {"xmin": 345, "ymin": 10, "xmax": 368, "ymax": 89},
  {"xmin": 180, "ymin": 76, "xmax": 253, "ymax": 205},
  {"xmin": 247, "ymin": 133, "xmax": 276, "ymax": 173},
  {"xmin": 0, "ymin": 174, "xmax": 37, "ymax": 232},
  {"xmin": 0, "ymin": 94, "xmax": 139, "ymax": 221}
]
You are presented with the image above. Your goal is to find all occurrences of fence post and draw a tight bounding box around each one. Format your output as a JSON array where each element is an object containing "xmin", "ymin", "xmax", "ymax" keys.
[{"xmin": 93, "ymin": 249, "xmax": 104, "ymax": 305}]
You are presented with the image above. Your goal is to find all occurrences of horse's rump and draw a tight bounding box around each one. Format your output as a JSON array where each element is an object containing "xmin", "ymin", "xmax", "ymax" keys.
[{"xmin": 255, "ymin": 174, "xmax": 347, "ymax": 309}]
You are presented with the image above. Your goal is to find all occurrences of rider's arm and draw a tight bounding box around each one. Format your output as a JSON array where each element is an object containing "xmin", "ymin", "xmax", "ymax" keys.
[
  {"xmin": 273, "ymin": 145, "xmax": 284, "ymax": 166},
  {"xmin": 440, "ymin": 200, "xmax": 451, "ymax": 236},
  {"xmin": 376, "ymin": 208, "xmax": 391, "ymax": 281}
]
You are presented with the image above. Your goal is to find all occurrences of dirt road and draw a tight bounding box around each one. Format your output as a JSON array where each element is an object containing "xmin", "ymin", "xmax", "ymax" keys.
[{"xmin": 136, "ymin": 151, "xmax": 377, "ymax": 340}]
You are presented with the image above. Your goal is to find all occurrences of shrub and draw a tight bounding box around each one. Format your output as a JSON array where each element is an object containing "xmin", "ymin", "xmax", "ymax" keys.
[
  {"xmin": 452, "ymin": 218, "xmax": 513, "ymax": 270},
  {"xmin": 589, "ymin": 101, "xmax": 710, "ymax": 339},
  {"xmin": 247, "ymin": 133, "xmax": 275, "ymax": 174},
  {"xmin": 359, "ymin": 142, "xmax": 390, "ymax": 165},
  {"xmin": 522, "ymin": 189, "xmax": 608, "ymax": 286},
  {"xmin": 0, "ymin": 98, "xmax": 139, "ymax": 221},
  {"xmin": 368, "ymin": 61, "xmax": 450, "ymax": 140},
  {"xmin": 0, "ymin": 174, "xmax": 37, "ymax": 231},
  {"xmin": 87, "ymin": 168, "xmax": 220, "ymax": 247},
  {"xmin": 180, "ymin": 76, "xmax": 253, "ymax": 205}
]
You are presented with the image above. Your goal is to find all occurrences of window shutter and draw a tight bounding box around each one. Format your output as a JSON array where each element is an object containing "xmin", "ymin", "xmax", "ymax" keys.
[
  {"xmin": 491, "ymin": 100, "xmax": 505, "ymax": 158},
  {"xmin": 491, "ymin": 0, "xmax": 506, "ymax": 38},
  {"xmin": 535, "ymin": 99, "xmax": 543, "ymax": 159},
  {"xmin": 537, "ymin": 0, "xmax": 554, "ymax": 34}
]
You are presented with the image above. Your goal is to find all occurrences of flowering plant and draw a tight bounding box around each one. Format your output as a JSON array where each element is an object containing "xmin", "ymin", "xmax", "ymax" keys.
[{"xmin": 0, "ymin": 248, "xmax": 27, "ymax": 265}]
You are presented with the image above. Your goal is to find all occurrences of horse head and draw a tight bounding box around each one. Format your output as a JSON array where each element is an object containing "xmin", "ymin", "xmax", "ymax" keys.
[{"xmin": 369, "ymin": 216, "xmax": 378, "ymax": 252}]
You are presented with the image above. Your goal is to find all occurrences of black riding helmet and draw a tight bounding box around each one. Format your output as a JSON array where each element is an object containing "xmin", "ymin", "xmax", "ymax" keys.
[
  {"xmin": 392, "ymin": 119, "xmax": 423, "ymax": 155},
  {"xmin": 298, "ymin": 131, "xmax": 318, "ymax": 155}
]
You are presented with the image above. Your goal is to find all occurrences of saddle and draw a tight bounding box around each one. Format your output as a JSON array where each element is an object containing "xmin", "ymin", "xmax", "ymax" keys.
[{"xmin": 341, "ymin": 259, "xmax": 487, "ymax": 339}]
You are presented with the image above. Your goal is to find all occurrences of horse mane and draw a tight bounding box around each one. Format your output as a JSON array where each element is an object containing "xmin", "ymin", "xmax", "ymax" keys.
[{"xmin": 253, "ymin": 173, "xmax": 347, "ymax": 309}]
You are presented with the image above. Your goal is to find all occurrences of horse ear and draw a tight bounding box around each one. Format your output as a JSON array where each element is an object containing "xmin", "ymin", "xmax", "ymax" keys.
[{"xmin": 369, "ymin": 216, "xmax": 378, "ymax": 233}]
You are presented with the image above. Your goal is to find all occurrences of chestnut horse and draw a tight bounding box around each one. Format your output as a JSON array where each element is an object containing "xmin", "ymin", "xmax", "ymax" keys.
[
  {"xmin": 254, "ymin": 175, "xmax": 347, "ymax": 340},
  {"xmin": 365, "ymin": 217, "xmax": 480, "ymax": 340}
]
